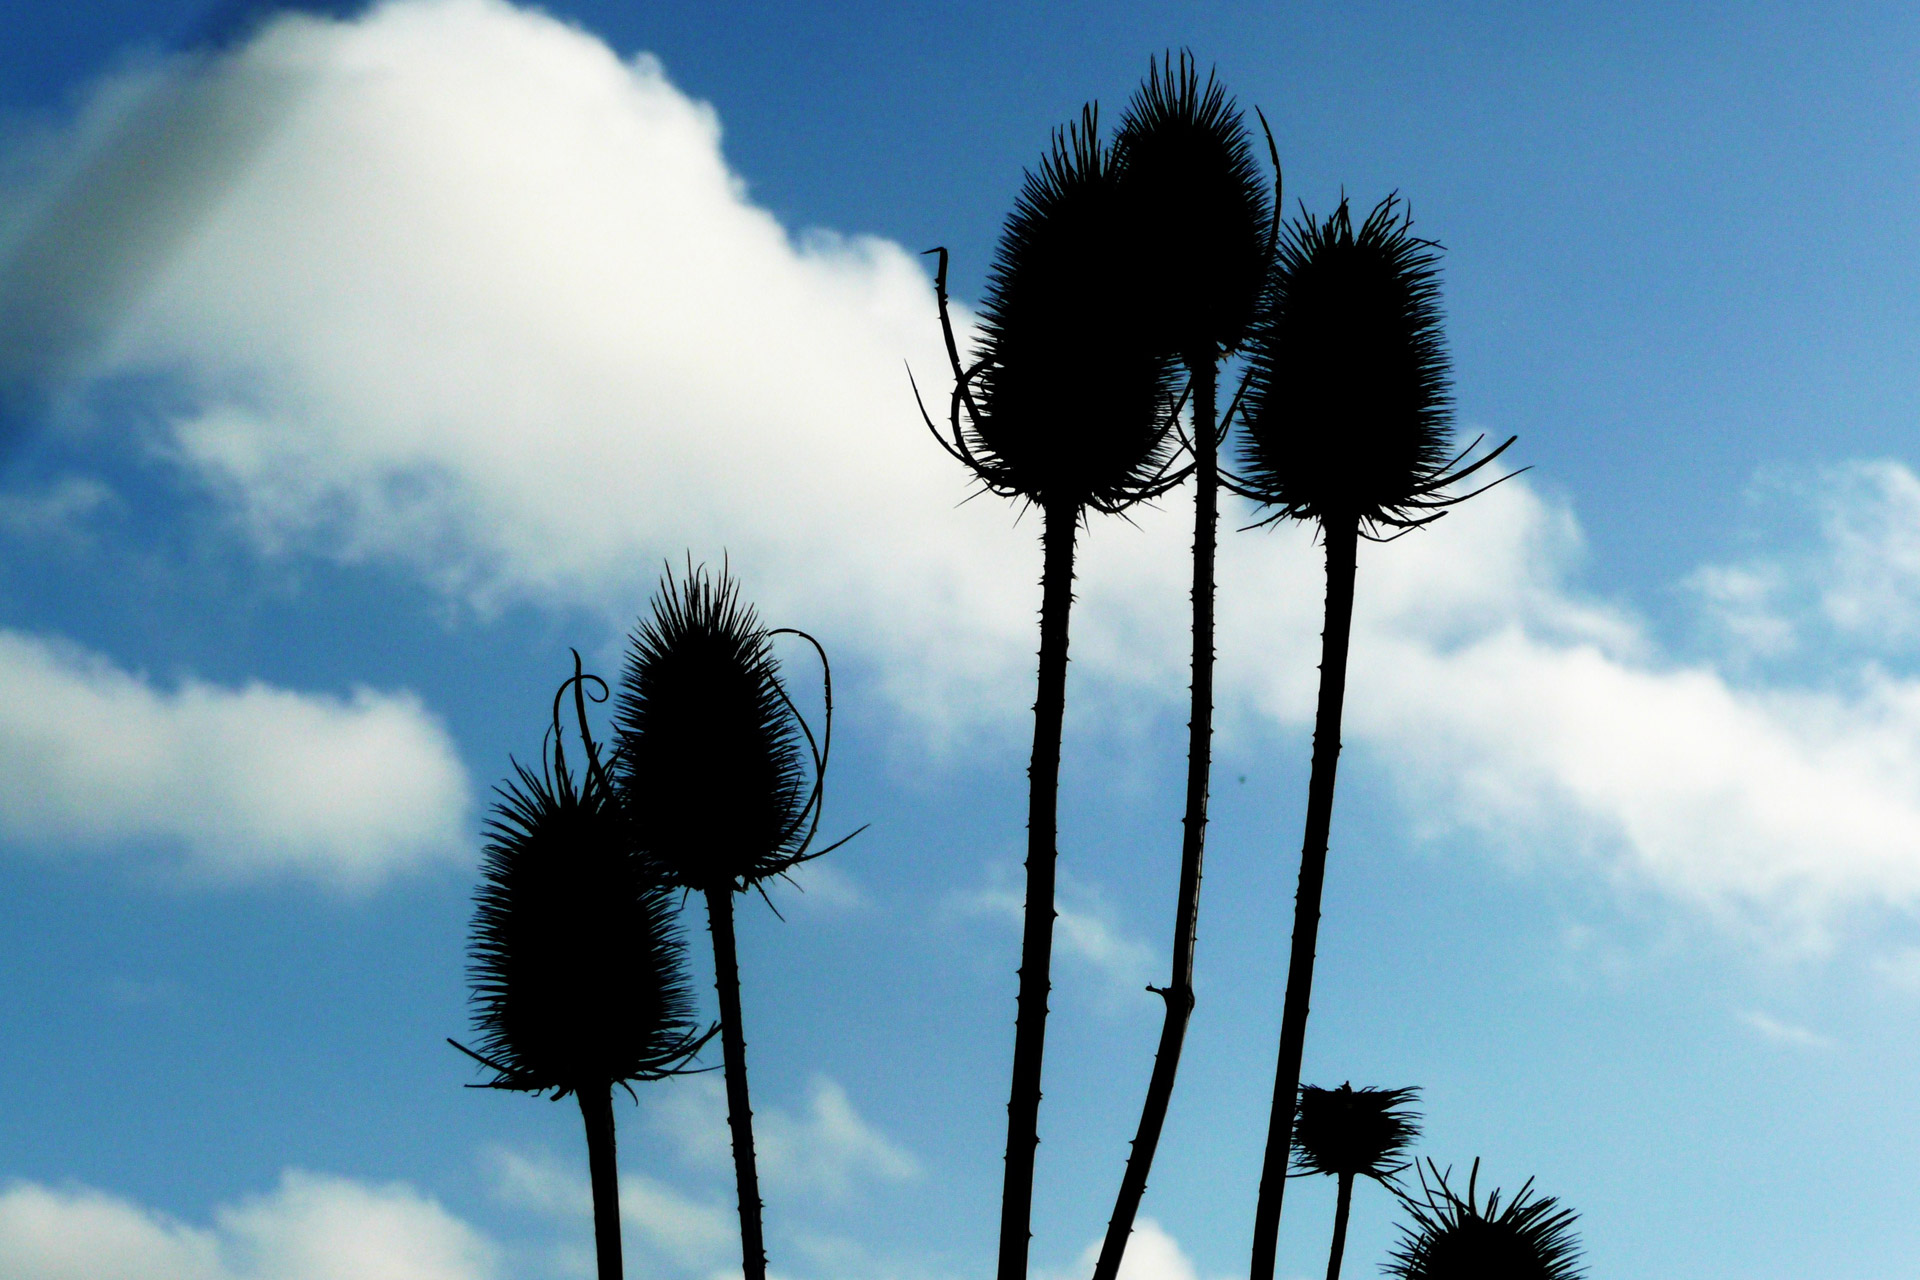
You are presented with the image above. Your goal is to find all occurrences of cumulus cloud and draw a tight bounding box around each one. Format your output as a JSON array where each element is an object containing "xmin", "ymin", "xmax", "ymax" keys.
[
  {"xmin": 0, "ymin": 628, "xmax": 469, "ymax": 887},
  {"xmin": 0, "ymin": 1170, "xmax": 496, "ymax": 1280},
  {"xmin": 13, "ymin": 0, "xmax": 1920, "ymax": 937},
  {"xmin": 4, "ymin": 0, "xmax": 1036, "ymax": 730}
]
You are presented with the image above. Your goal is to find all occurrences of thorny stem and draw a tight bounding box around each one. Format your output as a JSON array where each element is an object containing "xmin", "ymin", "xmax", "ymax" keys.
[
  {"xmin": 579, "ymin": 1083, "xmax": 623, "ymax": 1280},
  {"xmin": 997, "ymin": 502, "xmax": 1080, "ymax": 1280},
  {"xmin": 1249, "ymin": 517, "xmax": 1359, "ymax": 1280},
  {"xmin": 707, "ymin": 885, "xmax": 767, "ymax": 1280},
  {"xmin": 1093, "ymin": 359, "xmax": 1218, "ymax": 1280}
]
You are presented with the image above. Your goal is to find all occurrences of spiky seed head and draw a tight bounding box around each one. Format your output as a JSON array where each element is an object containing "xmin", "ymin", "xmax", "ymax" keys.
[
  {"xmin": 613, "ymin": 563, "xmax": 810, "ymax": 894},
  {"xmin": 1293, "ymin": 1083, "xmax": 1422, "ymax": 1182},
  {"xmin": 464, "ymin": 695, "xmax": 702, "ymax": 1098},
  {"xmin": 969, "ymin": 104, "xmax": 1179, "ymax": 513},
  {"xmin": 1113, "ymin": 51, "xmax": 1273, "ymax": 365},
  {"xmin": 1238, "ymin": 194, "xmax": 1454, "ymax": 530},
  {"xmin": 1385, "ymin": 1160, "xmax": 1585, "ymax": 1280}
]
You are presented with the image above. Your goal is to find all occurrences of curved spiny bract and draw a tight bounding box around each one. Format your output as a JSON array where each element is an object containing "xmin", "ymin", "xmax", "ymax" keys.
[
  {"xmin": 1113, "ymin": 50, "xmax": 1273, "ymax": 366},
  {"xmin": 614, "ymin": 564, "xmax": 813, "ymax": 896},
  {"xmin": 612, "ymin": 562, "xmax": 839, "ymax": 1280},
  {"xmin": 1385, "ymin": 1160, "xmax": 1585, "ymax": 1280},
  {"xmin": 457, "ymin": 658, "xmax": 707, "ymax": 1280},
  {"xmin": 1237, "ymin": 195, "xmax": 1462, "ymax": 533},
  {"xmin": 1293, "ymin": 1083, "xmax": 1422, "ymax": 1182},
  {"xmin": 964, "ymin": 104, "xmax": 1181, "ymax": 514}
]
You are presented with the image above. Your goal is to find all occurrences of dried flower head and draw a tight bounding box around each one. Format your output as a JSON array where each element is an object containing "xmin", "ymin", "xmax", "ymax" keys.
[
  {"xmin": 1385, "ymin": 1158, "xmax": 1585, "ymax": 1280},
  {"xmin": 458, "ymin": 657, "xmax": 707, "ymax": 1098},
  {"xmin": 1239, "ymin": 195, "xmax": 1509, "ymax": 534},
  {"xmin": 921, "ymin": 106, "xmax": 1180, "ymax": 515},
  {"xmin": 1293, "ymin": 1082, "xmax": 1422, "ymax": 1182},
  {"xmin": 1114, "ymin": 51, "xmax": 1275, "ymax": 364},
  {"xmin": 614, "ymin": 562, "xmax": 834, "ymax": 895}
]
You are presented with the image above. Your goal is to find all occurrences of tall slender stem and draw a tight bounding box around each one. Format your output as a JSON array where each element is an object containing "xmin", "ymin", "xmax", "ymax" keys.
[
  {"xmin": 707, "ymin": 885, "xmax": 767, "ymax": 1280},
  {"xmin": 997, "ymin": 501, "xmax": 1080, "ymax": 1280},
  {"xmin": 1248, "ymin": 517, "xmax": 1359, "ymax": 1280},
  {"xmin": 1093, "ymin": 361, "xmax": 1218, "ymax": 1280},
  {"xmin": 1325, "ymin": 1172, "xmax": 1353, "ymax": 1280},
  {"xmin": 578, "ymin": 1083, "xmax": 623, "ymax": 1280}
]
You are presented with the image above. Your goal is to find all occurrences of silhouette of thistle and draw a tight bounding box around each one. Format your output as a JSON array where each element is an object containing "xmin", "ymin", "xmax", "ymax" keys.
[
  {"xmin": 612, "ymin": 561, "xmax": 848, "ymax": 1280},
  {"xmin": 1092, "ymin": 52, "xmax": 1277, "ymax": 1280},
  {"xmin": 1293, "ymin": 1084, "xmax": 1422, "ymax": 1280},
  {"xmin": 453, "ymin": 653, "xmax": 710, "ymax": 1280},
  {"xmin": 1238, "ymin": 195, "xmax": 1514, "ymax": 1280},
  {"xmin": 915, "ymin": 102, "xmax": 1181, "ymax": 1280},
  {"xmin": 1385, "ymin": 1159, "xmax": 1584, "ymax": 1280}
]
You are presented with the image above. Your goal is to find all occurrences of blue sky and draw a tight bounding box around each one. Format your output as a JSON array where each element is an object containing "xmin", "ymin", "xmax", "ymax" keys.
[{"xmin": 4, "ymin": 1, "xmax": 1920, "ymax": 1277}]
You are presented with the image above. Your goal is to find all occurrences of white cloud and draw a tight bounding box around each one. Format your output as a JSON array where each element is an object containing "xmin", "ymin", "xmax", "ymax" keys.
[
  {"xmin": 15, "ymin": 0, "xmax": 1920, "ymax": 940},
  {"xmin": 650, "ymin": 1076, "xmax": 917, "ymax": 1199},
  {"xmin": 0, "ymin": 1171, "xmax": 496, "ymax": 1280},
  {"xmin": 0, "ymin": 627, "xmax": 469, "ymax": 887}
]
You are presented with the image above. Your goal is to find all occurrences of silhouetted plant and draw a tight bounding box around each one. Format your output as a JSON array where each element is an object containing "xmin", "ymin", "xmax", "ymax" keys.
[
  {"xmin": 1293, "ymin": 1084, "xmax": 1422, "ymax": 1280},
  {"xmin": 916, "ymin": 103, "xmax": 1181, "ymax": 1280},
  {"xmin": 1238, "ymin": 195, "xmax": 1514, "ymax": 1280},
  {"xmin": 1092, "ymin": 53, "xmax": 1278, "ymax": 1280},
  {"xmin": 452, "ymin": 654, "xmax": 710, "ymax": 1280},
  {"xmin": 1384, "ymin": 1159, "xmax": 1584, "ymax": 1280},
  {"xmin": 612, "ymin": 562, "xmax": 847, "ymax": 1280}
]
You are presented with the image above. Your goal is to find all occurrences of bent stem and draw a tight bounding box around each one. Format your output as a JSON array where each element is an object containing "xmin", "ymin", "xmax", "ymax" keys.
[
  {"xmin": 707, "ymin": 885, "xmax": 767, "ymax": 1280},
  {"xmin": 1249, "ymin": 516, "xmax": 1358, "ymax": 1280},
  {"xmin": 998, "ymin": 500, "xmax": 1080, "ymax": 1280},
  {"xmin": 1093, "ymin": 361, "xmax": 1219, "ymax": 1280}
]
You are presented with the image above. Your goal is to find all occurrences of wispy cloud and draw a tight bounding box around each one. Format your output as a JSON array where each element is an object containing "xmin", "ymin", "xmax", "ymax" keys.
[
  {"xmin": 491, "ymin": 1147, "xmax": 734, "ymax": 1268},
  {"xmin": 955, "ymin": 872, "xmax": 1157, "ymax": 997},
  {"xmin": 1737, "ymin": 1010, "xmax": 1836, "ymax": 1052},
  {"xmin": 0, "ymin": 476, "xmax": 116, "ymax": 540},
  {"xmin": 648, "ymin": 1075, "xmax": 918, "ymax": 1201}
]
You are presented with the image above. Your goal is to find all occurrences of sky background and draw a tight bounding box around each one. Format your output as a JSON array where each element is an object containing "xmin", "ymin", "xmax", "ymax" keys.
[{"xmin": 3, "ymin": 1, "xmax": 1920, "ymax": 1277}]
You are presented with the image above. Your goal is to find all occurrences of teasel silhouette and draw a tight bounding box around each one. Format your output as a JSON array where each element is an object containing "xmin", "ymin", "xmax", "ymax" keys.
[
  {"xmin": 1292, "ymin": 1084, "xmax": 1422, "ymax": 1280},
  {"xmin": 914, "ymin": 102, "xmax": 1182, "ymax": 1280},
  {"xmin": 1384, "ymin": 1159, "xmax": 1584, "ymax": 1280},
  {"xmin": 452, "ymin": 653, "xmax": 713, "ymax": 1280},
  {"xmin": 1235, "ymin": 195, "xmax": 1516, "ymax": 1280},
  {"xmin": 612, "ymin": 561, "xmax": 851, "ymax": 1280},
  {"xmin": 1091, "ymin": 52, "xmax": 1279, "ymax": 1280}
]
